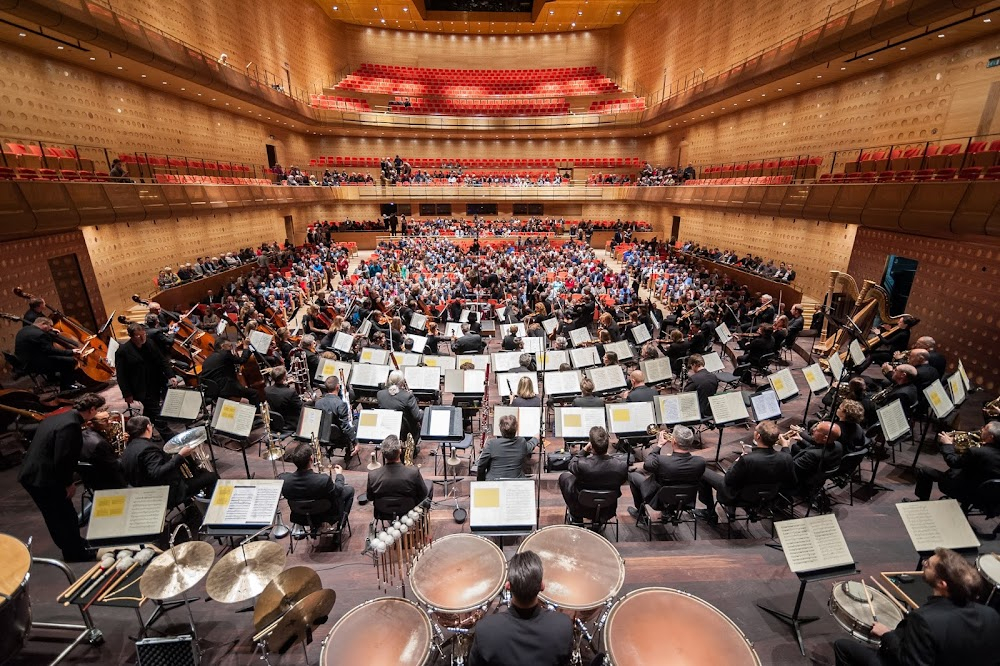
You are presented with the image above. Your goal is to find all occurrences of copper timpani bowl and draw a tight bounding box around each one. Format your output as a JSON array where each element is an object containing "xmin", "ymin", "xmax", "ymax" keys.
[
  {"xmin": 407, "ymin": 533, "xmax": 507, "ymax": 627},
  {"xmin": 517, "ymin": 524, "xmax": 625, "ymax": 621},
  {"xmin": 600, "ymin": 587, "xmax": 760, "ymax": 666},
  {"xmin": 320, "ymin": 597, "xmax": 433, "ymax": 666}
]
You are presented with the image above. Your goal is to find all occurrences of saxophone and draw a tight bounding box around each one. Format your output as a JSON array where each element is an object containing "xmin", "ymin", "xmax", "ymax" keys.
[{"xmin": 403, "ymin": 432, "xmax": 416, "ymax": 466}]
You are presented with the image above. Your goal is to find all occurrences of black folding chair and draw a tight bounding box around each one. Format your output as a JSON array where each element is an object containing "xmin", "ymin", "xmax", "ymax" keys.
[
  {"xmin": 721, "ymin": 483, "xmax": 781, "ymax": 539},
  {"xmin": 640, "ymin": 484, "xmax": 699, "ymax": 541},
  {"xmin": 569, "ymin": 489, "xmax": 621, "ymax": 542},
  {"xmin": 287, "ymin": 498, "xmax": 348, "ymax": 553}
]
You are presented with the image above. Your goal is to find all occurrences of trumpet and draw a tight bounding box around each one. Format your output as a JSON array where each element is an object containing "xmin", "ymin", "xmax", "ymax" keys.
[
  {"xmin": 984, "ymin": 396, "xmax": 1000, "ymax": 419},
  {"xmin": 942, "ymin": 430, "xmax": 982, "ymax": 454}
]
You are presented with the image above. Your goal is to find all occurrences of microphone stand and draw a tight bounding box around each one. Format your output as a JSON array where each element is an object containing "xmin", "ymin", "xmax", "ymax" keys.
[{"xmin": 536, "ymin": 332, "xmax": 546, "ymax": 532}]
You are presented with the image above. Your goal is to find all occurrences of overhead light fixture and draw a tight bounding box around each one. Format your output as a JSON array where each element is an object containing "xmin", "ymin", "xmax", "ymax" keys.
[
  {"xmin": 141, "ymin": 74, "xmax": 146, "ymax": 77},
  {"xmin": 899, "ymin": 46, "xmax": 906, "ymax": 50},
  {"xmin": 616, "ymin": 10, "xmax": 621, "ymax": 15},
  {"xmin": 984, "ymin": 18, "xmax": 991, "ymax": 23},
  {"xmin": 868, "ymin": 57, "xmax": 874, "ymax": 60},
  {"xmin": 332, "ymin": 5, "xmax": 338, "ymax": 9},
  {"xmin": 57, "ymin": 45, "xmax": 64, "ymax": 49},
  {"xmin": 571, "ymin": 22, "xmax": 576, "ymax": 27},
  {"xmin": 373, "ymin": 6, "xmax": 377, "ymax": 10},
  {"xmin": 938, "ymin": 33, "xmax": 945, "ymax": 37},
  {"xmin": 18, "ymin": 32, "xmax": 26, "ymax": 37},
  {"xmin": 403, "ymin": 6, "xmax": 407, "ymax": 10},
  {"xmin": 90, "ymin": 57, "xmax": 96, "ymax": 61}
]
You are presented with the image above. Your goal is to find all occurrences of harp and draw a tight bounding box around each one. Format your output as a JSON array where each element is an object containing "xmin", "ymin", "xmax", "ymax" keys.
[{"xmin": 815, "ymin": 270, "xmax": 911, "ymax": 369}]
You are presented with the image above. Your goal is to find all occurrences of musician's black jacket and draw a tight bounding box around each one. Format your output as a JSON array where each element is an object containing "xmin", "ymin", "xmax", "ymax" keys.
[
  {"xmin": 878, "ymin": 596, "xmax": 1000, "ymax": 665},
  {"xmin": 468, "ymin": 603, "xmax": 572, "ymax": 666},
  {"xmin": 18, "ymin": 409, "xmax": 84, "ymax": 489}
]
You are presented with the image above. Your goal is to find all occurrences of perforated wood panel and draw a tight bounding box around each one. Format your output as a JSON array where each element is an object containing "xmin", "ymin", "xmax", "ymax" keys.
[
  {"xmin": 675, "ymin": 210, "xmax": 857, "ymax": 300},
  {"xmin": 311, "ymin": 136, "xmax": 640, "ymax": 162},
  {"xmin": 0, "ymin": 231, "xmax": 104, "ymax": 355},
  {"xmin": 848, "ymin": 228, "xmax": 1000, "ymax": 392},
  {"xmin": 640, "ymin": 33, "xmax": 1000, "ymax": 167}
]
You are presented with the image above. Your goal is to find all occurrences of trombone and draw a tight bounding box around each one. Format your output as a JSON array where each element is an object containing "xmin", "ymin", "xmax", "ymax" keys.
[{"xmin": 259, "ymin": 403, "xmax": 286, "ymax": 476}]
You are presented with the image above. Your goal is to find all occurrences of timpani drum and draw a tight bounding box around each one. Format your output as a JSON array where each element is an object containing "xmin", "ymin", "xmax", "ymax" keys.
[
  {"xmin": 408, "ymin": 533, "xmax": 507, "ymax": 628},
  {"xmin": 0, "ymin": 534, "xmax": 32, "ymax": 665},
  {"xmin": 517, "ymin": 525, "xmax": 625, "ymax": 622},
  {"xmin": 829, "ymin": 581, "xmax": 905, "ymax": 646},
  {"xmin": 320, "ymin": 597, "xmax": 433, "ymax": 666},
  {"xmin": 599, "ymin": 587, "xmax": 760, "ymax": 666},
  {"xmin": 977, "ymin": 554, "xmax": 1000, "ymax": 605}
]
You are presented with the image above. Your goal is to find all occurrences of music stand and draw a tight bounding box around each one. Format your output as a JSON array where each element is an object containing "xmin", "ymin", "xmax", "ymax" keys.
[
  {"xmin": 707, "ymin": 391, "xmax": 751, "ymax": 465},
  {"xmin": 210, "ymin": 398, "xmax": 258, "ymax": 478},
  {"xmin": 421, "ymin": 406, "xmax": 467, "ymax": 522},
  {"xmin": 201, "ymin": 479, "xmax": 284, "ymax": 545},
  {"xmin": 798, "ymin": 363, "xmax": 830, "ymax": 427}
]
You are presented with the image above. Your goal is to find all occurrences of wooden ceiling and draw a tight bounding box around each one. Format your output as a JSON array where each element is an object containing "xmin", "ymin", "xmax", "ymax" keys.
[{"xmin": 315, "ymin": 0, "xmax": 655, "ymax": 33}]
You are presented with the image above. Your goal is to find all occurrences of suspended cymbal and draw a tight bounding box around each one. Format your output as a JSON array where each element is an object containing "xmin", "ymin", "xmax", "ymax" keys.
[
  {"xmin": 206, "ymin": 540, "xmax": 286, "ymax": 604},
  {"xmin": 263, "ymin": 588, "xmax": 337, "ymax": 653},
  {"xmin": 253, "ymin": 566, "xmax": 323, "ymax": 633},
  {"xmin": 140, "ymin": 541, "xmax": 216, "ymax": 600}
]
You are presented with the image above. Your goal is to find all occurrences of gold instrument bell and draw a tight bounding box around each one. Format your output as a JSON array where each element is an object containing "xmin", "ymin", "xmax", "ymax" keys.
[{"xmin": 944, "ymin": 430, "xmax": 982, "ymax": 455}]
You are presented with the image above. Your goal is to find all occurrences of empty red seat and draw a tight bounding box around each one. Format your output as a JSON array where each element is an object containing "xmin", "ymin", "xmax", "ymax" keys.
[
  {"xmin": 59, "ymin": 170, "xmax": 81, "ymax": 180},
  {"xmin": 912, "ymin": 169, "xmax": 935, "ymax": 182},
  {"xmin": 16, "ymin": 168, "xmax": 38, "ymax": 180},
  {"xmin": 876, "ymin": 171, "xmax": 895, "ymax": 182},
  {"xmin": 894, "ymin": 170, "xmax": 914, "ymax": 182},
  {"xmin": 957, "ymin": 167, "xmax": 982, "ymax": 180},
  {"xmin": 932, "ymin": 168, "xmax": 956, "ymax": 181},
  {"xmin": 0, "ymin": 167, "xmax": 15, "ymax": 180},
  {"xmin": 982, "ymin": 166, "xmax": 1000, "ymax": 181}
]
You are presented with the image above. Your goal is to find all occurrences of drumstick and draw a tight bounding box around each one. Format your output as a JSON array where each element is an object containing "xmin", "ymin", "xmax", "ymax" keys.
[
  {"xmin": 98, "ymin": 561, "xmax": 140, "ymax": 603},
  {"xmin": 861, "ymin": 581, "xmax": 879, "ymax": 624},
  {"xmin": 870, "ymin": 576, "xmax": 910, "ymax": 614},
  {"xmin": 59, "ymin": 561, "xmax": 103, "ymax": 602}
]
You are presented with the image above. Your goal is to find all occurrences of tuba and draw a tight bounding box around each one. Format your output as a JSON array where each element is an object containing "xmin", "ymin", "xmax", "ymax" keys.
[{"xmin": 944, "ymin": 430, "xmax": 982, "ymax": 455}]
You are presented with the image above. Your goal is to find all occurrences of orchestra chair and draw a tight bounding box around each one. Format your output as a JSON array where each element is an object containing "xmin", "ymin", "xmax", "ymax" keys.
[
  {"xmin": 372, "ymin": 495, "xmax": 414, "ymax": 532},
  {"xmin": 286, "ymin": 498, "xmax": 348, "ymax": 553},
  {"xmin": 960, "ymin": 479, "xmax": 1000, "ymax": 538},
  {"xmin": 3, "ymin": 351, "xmax": 55, "ymax": 393},
  {"xmin": 432, "ymin": 434, "xmax": 476, "ymax": 476},
  {"xmin": 748, "ymin": 352, "xmax": 776, "ymax": 385},
  {"xmin": 639, "ymin": 484, "xmax": 699, "ymax": 541},
  {"xmin": 799, "ymin": 463, "xmax": 843, "ymax": 517},
  {"xmin": 823, "ymin": 447, "xmax": 870, "ymax": 507},
  {"xmin": 566, "ymin": 488, "xmax": 621, "ymax": 542},
  {"xmin": 720, "ymin": 483, "xmax": 781, "ymax": 539}
]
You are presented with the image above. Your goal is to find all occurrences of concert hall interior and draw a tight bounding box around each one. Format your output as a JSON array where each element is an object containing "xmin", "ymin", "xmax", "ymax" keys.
[{"xmin": 1, "ymin": 0, "xmax": 1000, "ymax": 664}]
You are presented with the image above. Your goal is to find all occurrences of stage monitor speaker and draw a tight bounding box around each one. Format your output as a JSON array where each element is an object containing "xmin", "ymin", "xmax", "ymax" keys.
[{"xmin": 136, "ymin": 635, "xmax": 199, "ymax": 666}]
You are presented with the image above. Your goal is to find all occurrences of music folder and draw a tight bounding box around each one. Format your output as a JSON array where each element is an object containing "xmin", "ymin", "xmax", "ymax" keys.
[
  {"xmin": 630, "ymin": 324, "xmax": 651, "ymax": 345},
  {"xmin": 161, "ymin": 388, "xmax": 202, "ymax": 421},
  {"xmin": 444, "ymin": 322, "xmax": 464, "ymax": 338},
  {"xmin": 606, "ymin": 402, "xmax": 655, "ymax": 435},
  {"xmin": 768, "ymin": 368, "xmax": 800, "ymax": 401},
  {"xmin": 409, "ymin": 312, "xmax": 427, "ymax": 331},
  {"xmin": 554, "ymin": 407, "xmax": 607, "ymax": 439},
  {"xmin": 422, "ymin": 355, "xmax": 459, "ymax": 371},
  {"xmin": 296, "ymin": 406, "xmax": 332, "ymax": 443},
  {"xmin": 827, "ymin": 352, "xmax": 846, "ymax": 381},
  {"xmin": 569, "ymin": 346, "xmax": 599, "ymax": 369},
  {"xmin": 604, "ymin": 340, "xmax": 633, "ymax": 361},
  {"xmin": 86, "ymin": 486, "xmax": 170, "ymax": 545},
  {"xmin": 541, "ymin": 317, "xmax": 559, "ymax": 335},
  {"xmin": 702, "ymin": 352, "xmax": 725, "ymax": 373},
  {"xmin": 654, "ymin": 393, "xmax": 701, "ymax": 425},
  {"xmin": 708, "ymin": 391, "xmax": 750, "ymax": 425},
  {"xmin": 444, "ymin": 369, "xmax": 487, "ymax": 395},
  {"xmin": 249, "ymin": 330, "xmax": 273, "ymax": 355},
  {"xmin": 801, "ymin": 363, "xmax": 829, "ymax": 394},
  {"xmin": 569, "ymin": 327, "xmax": 591, "ymax": 347},
  {"xmin": 470, "ymin": 480, "xmax": 537, "ymax": 533},
  {"xmin": 350, "ymin": 363, "xmax": 392, "ymax": 389},
  {"xmin": 406, "ymin": 334, "xmax": 428, "ymax": 355},
  {"xmin": 355, "ymin": 409, "xmax": 403, "ymax": 442},
  {"xmin": 539, "ymin": 350, "xmax": 569, "ymax": 371},
  {"xmin": 877, "ymin": 399, "xmax": 910, "ymax": 443},
  {"xmin": 774, "ymin": 514, "xmax": 856, "ymax": 574},
  {"xmin": 544, "ymin": 370, "xmax": 581, "ymax": 396},
  {"xmin": 715, "ymin": 323, "xmax": 733, "ymax": 345},
  {"xmin": 922, "ymin": 379, "xmax": 955, "ymax": 420},
  {"xmin": 492, "ymin": 351, "xmax": 525, "ymax": 372},
  {"xmin": 421, "ymin": 406, "xmax": 464, "ymax": 441},
  {"xmin": 848, "ymin": 339, "xmax": 866, "ymax": 367},
  {"xmin": 896, "ymin": 499, "xmax": 981, "ymax": 553},
  {"xmin": 315, "ymin": 357, "xmax": 352, "ymax": 382},
  {"xmin": 499, "ymin": 324, "xmax": 527, "ymax": 338},
  {"xmin": 947, "ymin": 372, "xmax": 966, "ymax": 405},
  {"xmin": 211, "ymin": 399, "xmax": 257, "ymax": 438},
  {"xmin": 358, "ymin": 347, "xmax": 390, "ymax": 365},
  {"xmin": 392, "ymin": 352, "xmax": 422, "ymax": 367},
  {"xmin": 492, "ymin": 406, "xmax": 541, "ymax": 438},
  {"xmin": 497, "ymin": 372, "xmax": 539, "ymax": 398}
]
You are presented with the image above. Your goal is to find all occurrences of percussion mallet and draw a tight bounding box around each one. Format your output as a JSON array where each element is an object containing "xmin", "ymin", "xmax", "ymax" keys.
[
  {"xmin": 869, "ymin": 576, "xmax": 910, "ymax": 615},
  {"xmin": 69, "ymin": 554, "xmax": 116, "ymax": 605},
  {"xmin": 99, "ymin": 548, "xmax": 155, "ymax": 602},
  {"xmin": 860, "ymin": 580, "xmax": 878, "ymax": 624},
  {"xmin": 60, "ymin": 559, "xmax": 107, "ymax": 603},
  {"xmin": 84, "ymin": 556, "xmax": 134, "ymax": 611}
]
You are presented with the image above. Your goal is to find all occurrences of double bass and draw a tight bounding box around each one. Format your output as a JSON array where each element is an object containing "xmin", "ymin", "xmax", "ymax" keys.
[
  {"xmin": 1, "ymin": 308, "xmax": 115, "ymax": 386},
  {"xmin": 131, "ymin": 295, "xmax": 215, "ymax": 357}
]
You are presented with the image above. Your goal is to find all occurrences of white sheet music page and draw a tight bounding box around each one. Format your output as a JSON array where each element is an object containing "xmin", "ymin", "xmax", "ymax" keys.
[
  {"xmin": 540, "ymin": 350, "xmax": 569, "ymax": 371},
  {"xmin": 542, "ymin": 317, "xmax": 559, "ymax": 335},
  {"xmin": 297, "ymin": 407, "xmax": 324, "ymax": 439},
  {"xmin": 827, "ymin": 352, "xmax": 845, "ymax": 382},
  {"xmin": 404, "ymin": 365, "xmax": 441, "ymax": 392},
  {"xmin": 470, "ymin": 480, "xmax": 537, "ymax": 530},
  {"xmin": 708, "ymin": 391, "xmax": 750, "ymax": 425},
  {"xmin": 605, "ymin": 340, "xmax": 633, "ymax": 361},
  {"xmin": 801, "ymin": 364, "xmax": 830, "ymax": 394},
  {"xmin": 715, "ymin": 323, "xmax": 733, "ymax": 345},
  {"xmin": 410, "ymin": 312, "xmax": 427, "ymax": 331},
  {"xmin": 768, "ymin": 368, "xmax": 800, "ymax": 401},
  {"xmin": 459, "ymin": 309, "xmax": 471, "ymax": 323},
  {"xmin": 213, "ymin": 399, "xmax": 256, "ymax": 438},
  {"xmin": 848, "ymin": 339, "xmax": 866, "ymax": 366},
  {"xmin": 702, "ymin": 352, "xmax": 725, "ymax": 373},
  {"xmin": 350, "ymin": 363, "xmax": 392, "ymax": 388},
  {"xmin": 569, "ymin": 327, "xmax": 592, "ymax": 347},
  {"xmin": 492, "ymin": 406, "xmax": 541, "ymax": 437},
  {"xmin": 204, "ymin": 479, "xmax": 284, "ymax": 526},
  {"xmin": 948, "ymin": 372, "xmax": 966, "ymax": 405},
  {"xmin": 392, "ymin": 352, "xmax": 422, "ymax": 367},
  {"xmin": 105, "ymin": 337, "xmax": 120, "ymax": 367},
  {"xmin": 896, "ymin": 499, "xmax": 980, "ymax": 552},
  {"xmin": 315, "ymin": 358, "xmax": 351, "ymax": 381},
  {"xmin": 606, "ymin": 402, "xmax": 655, "ymax": 434},
  {"xmin": 587, "ymin": 365, "xmax": 627, "ymax": 393},
  {"xmin": 656, "ymin": 393, "xmax": 701, "ymax": 424},
  {"xmin": 641, "ymin": 357, "xmax": 673, "ymax": 384},
  {"xmin": 86, "ymin": 486, "xmax": 170, "ymax": 542},
  {"xmin": 751, "ymin": 390, "xmax": 782, "ymax": 421},
  {"xmin": 333, "ymin": 331, "xmax": 354, "ymax": 353},
  {"xmin": 923, "ymin": 379, "xmax": 954, "ymax": 420},
  {"xmin": 877, "ymin": 400, "xmax": 910, "ymax": 442},
  {"xmin": 569, "ymin": 347, "xmax": 599, "ymax": 369},
  {"xmin": 555, "ymin": 407, "xmax": 607, "ymax": 438},
  {"xmin": 356, "ymin": 409, "xmax": 403, "ymax": 441},
  {"xmin": 496, "ymin": 372, "xmax": 538, "ymax": 398},
  {"xmin": 958, "ymin": 359, "xmax": 970, "ymax": 390},
  {"xmin": 544, "ymin": 371, "xmax": 581, "ymax": 395},
  {"xmin": 358, "ymin": 319, "xmax": 372, "ymax": 337},
  {"xmin": 422, "ymin": 355, "xmax": 458, "ymax": 370},
  {"xmin": 428, "ymin": 409, "xmax": 453, "ymax": 438},
  {"xmin": 407, "ymin": 334, "xmax": 428, "ymax": 355},
  {"xmin": 491, "ymin": 352, "xmax": 524, "ymax": 372},
  {"xmin": 499, "ymin": 324, "xmax": 528, "ymax": 338},
  {"xmin": 249, "ymin": 330, "xmax": 273, "ymax": 355},
  {"xmin": 161, "ymin": 388, "xmax": 202, "ymax": 420},
  {"xmin": 631, "ymin": 324, "xmax": 651, "ymax": 344},
  {"xmin": 444, "ymin": 322, "xmax": 464, "ymax": 338},
  {"xmin": 359, "ymin": 347, "xmax": 389, "ymax": 365},
  {"xmin": 520, "ymin": 337, "xmax": 544, "ymax": 356},
  {"xmin": 774, "ymin": 514, "xmax": 855, "ymax": 573}
]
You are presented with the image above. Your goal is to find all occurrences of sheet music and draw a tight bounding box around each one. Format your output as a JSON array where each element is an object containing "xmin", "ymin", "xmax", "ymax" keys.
[
  {"xmin": 555, "ymin": 407, "xmax": 607, "ymax": 438},
  {"xmin": 708, "ymin": 391, "xmax": 750, "ymax": 425},
  {"xmin": 249, "ymin": 330, "xmax": 273, "ymax": 355},
  {"xmin": 315, "ymin": 357, "xmax": 351, "ymax": 381},
  {"xmin": 923, "ymin": 379, "xmax": 955, "ymax": 420},
  {"xmin": 428, "ymin": 408, "xmax": 453, "ymax": 438},
  {"xmin": 569, "ymin": 327, "xmax": 592, "ymax": 347},
  {"xmin": 774, "ymin": 514, "xmax": 855, "ymax": 573},
  {"xmin": 631, "ymin": 324, "xmax": 651, "ymax": 344},
  {"xmin": 86, "ymin": 486, "xmax": 170, "ymax": 542},
  {"xmin": 499, "ymin": 324, "xmax": 527, "ymax": 338},
  {"xmin": 540, "ymin": 350, "xmax": 569, "ymax": 371},
  {"xmin": 333, "ymin": 331, "xmax": 354, "ymax": 353},
  {"xmin": 542, "ymin": 317, "xmax": 559, "ymax": 335},
  {"xmin": 392, "ymin": 352, "xmax": 422, "ymax": 367},
  {"xmin": 444, "ymin": 369, "xmax": 487, "ymax": 394},
  {"xmin": 655, "ymin": 393, "xmax": 701, "ymax": 424},
  {"xmin": 605, "ymin": 340, "xmax": 633, "ymax": 361},
  {"xmin": 848, "ymin": 339, "xmax": 866, "ymax": 366},
  {"xmin": 641, "ymin": 357, "xmax": 673, "ymax": 384},
  {"xmin": 827, "ymin": 352, "xmax": 845, "ymax": 381},
  {"xmin": 958, "ymin": 359, "xmax": 970, "ymax": 390},
  {"xmin": 715, "ymin": 323, "xmax": 733, "ymax": 345},
  {"xmin": 358, "ymin": 347, "xmax": 389, "ymax": 365},
  {"xmin": 877, "ymin": 399, "xmax": 910, "ymax": 442},
  {"xmin": 204, "ymin": 479, "xmax": 283, "ymax": 527},
  {"xmin": 212, "ymin": 399, "xmax": 256, "ymax": 438},
  {"xmin": 215, "ymin": 319, "xmax": 228, "ymax": 336},
  {"xmin": 586, "ymin": 365, "xmax": 627, "ymax": 393},
  {"xmin": 520, "ymin": 336, "xmax": 544, "ymax": 356},
  {"xmin": 355, "ymin": 409, "xmax": 403, "ymax": 441},
  {"xmin": 495, "ymin": 307, "xmax": 506, "ymax": 320},
  {"xmin": 492, "ymin": 406, "xmax": 541, "ymax": 437},
  {"xmin": 410, "ymin": 312, "xmax": 427, "ymax": 331},
  {"xmin": 496, "ymin": 372, "xmax": 539, "ymax": 398},
  {"xmin": 569, "ymin": 346, "xmax": 599, "ymax": 369},
  {"xmin": 896, "ymin": 499, "xmax": 981, "ymax": 552},
  {"xmin": 350, "ymin": 363, "xmax": 392, "ymax": 388},
  {"xmin": 460, "ymin": 354, "xmax": 490, "ymax": 370},
  {"xmin": 161, "ymin": 388, "xmax": 202, "ymax": 420},
  {"xmin": 422, "ymin": 355, "xmax": 459, "ymax": 370},
  {"xmin": 702, "ymin": 352, "xmax": 725, "ymax": 373},
  {"xmin": 768, "ymin": 368, "xmax": 800, "ymax": 401},
  {"xmin": 407, "ymin": 334, "xmax": 428, "ymax": 354},
  {"xmin": 948, "ymin": 372, "xmax": 966, "ymax": 405},
  {"xmin": 459, "ymin": 309, "xmax": 471, "ymax": 323},
  {"xmin": 105, "ymin": 337, "xmax": 120, "ymax": 367},
  {"xmin": 491, "ymin": 351, "xmax": 525, "ymax": 372},
  {"xmin": 606, "ymin": 402, "xmax": 655, "ymax": 434},
  {"xmin": 297, "ymin": 406, "xmax": 325, "ymax": 439},
  {"xmin": 751, "ymin": 390, "xmax": 782, "ymax": 421},
  {"xmin": 544, "ymin": 371, "xmax": 581, "ymax": 395},
  {"xmin": 470, "ymin": 480, "xmax": 537, "ymax": 530},
  {"xmin": 404, "ymin": 365, "xmax": 441, "ymax": 392},
  {"xmin": 444, "ymin": 322, "xmax": 464, "ymax": 338},
  {"xmin": 358, "ymin": 319, "xmax": 372, "ymax": 337},
  {"xmin": 801, "ymin": 363, "xmax": 830, "ymax": 394}
]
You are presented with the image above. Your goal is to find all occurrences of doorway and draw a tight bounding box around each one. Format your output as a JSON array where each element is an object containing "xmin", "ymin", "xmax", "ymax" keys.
[
  {"xmin": 880, "ymin": 255, "xmax": 919, "ymax": 316},
  {"xmin": 670, "ymin": 216, "xmax": 681, "ymax": 243},
  {"xmin": 284, "ymin": 215, "xmax": 294, "ymax": 246},
  {"xmin": 266, "ymin": 144, "xmax": 277, "ymax": 169},
  {"xmin": 47, "ymin": 254, "xmax": 98, "ymax": 331}
]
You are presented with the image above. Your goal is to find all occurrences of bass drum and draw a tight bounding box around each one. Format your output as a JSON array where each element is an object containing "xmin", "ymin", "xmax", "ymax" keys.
[
  {"xmin": 599, "ymin": 587, "xmax": 760, "ymax": 666},
  {"xmin": 320, "ymin": 597, "xmax": 432, "ymax": 666},
  {"xmin": 0, "ymin": 534, "xmax": 32, "ymax": 665}
]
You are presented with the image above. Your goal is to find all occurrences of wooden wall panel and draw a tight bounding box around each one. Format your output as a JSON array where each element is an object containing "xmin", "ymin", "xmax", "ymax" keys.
[
  {"xmin": 0, "ymin": 231, "xmax": 104, "ymax": 355},
  {"xmin": 673, "ymin": 210, "xmax": 857, "ymax": 300},
  {"xmin": 848, "ymin": 227, "xmax": 1000, "ymax": 392},
  {"xmin": 639, "ymin": 33, "xmax": 1000, "ymax": 168}
]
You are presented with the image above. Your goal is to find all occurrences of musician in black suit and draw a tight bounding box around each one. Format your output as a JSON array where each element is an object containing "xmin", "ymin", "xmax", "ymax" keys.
[
  {"xmin": 264, "ymin": 366, "xmax": 303, "ymax": 429},
  {"xmin": 913, "ymin": 336, "xmax": 947, "ymax": 378},
  {"xmin": 13, "ymin": 317, "xmax": 79, "ymax": 389},
  {"xmin": 120, "ymin": 415, "xmax": 217, "ymax": 508},
  {"xmin": 627, "ymin": 425, "xmax": 706, "ymax": 521},
  {"xmin": 452, "ymin": 323, "xmax": 485, "ymax": 354},
  {"xmin": 914, "ymin": 421, "xmax": 1000, "ymax": 503},
  {"xmin": 22, "ymin": 297, "xmax": 45, "ymax": 327},
  {"xmin": 737, "ymin": 324, "xmax": 776, "ymax": 366},
  {"xmin": 880, "ymin": 364, "xmax": 921, "ymax": 419},
  {"xmin": 18, "ymin": 393, "xmax": 105, "ymax": 562},
  {"xmin": 696, "ymin": 421, "xmax": 794, "ymax": 524},
  {"xmin": 868, "ymin": 315, "xmax": 918, "ymax": 365},
  {"xmin": 558, "ymin": 426, "xmax": 628, "ymax": 522},
  {"xmin": 502, "ymin": 325, "xmax": 523, "ymax": 351},
  {"xmin": 377, "ymin": 370, "xmax": 424, "ymax": 448},
  {"xmin": 201, "ymin": 340, "xmax": 258, "ymax": 403},
  {"xmin": 424, "ymin": 322, "xmax": 448, "ymax": 356},
  {"xmin": 279, "ymin": 442, "xmax": 354, "ymax": 529},
  {"xmin": 314, "ymin": 375, "xmax": 357, "ymax": 461},
  {"xmin": 664, "ymin": 329, "xmax": 691, "ymax": 375},
  {"xmin": 779, "ymin": 421, "xmax": 843, "ymax": 494},
  {"xmin": 625, "ymin": 370, "xmax": 657, "ymax": 403},
  {"xmin": 477, "ymin": 414, "xmax": 539, "ymax": 480},
  {"xmin": 785, "ymin": 304, "xmax": 805, "ymax": 349},
  {"xmin": 572, "ymin": 378, "xmax": 605, "ymax": 408},
  {"xmin": 739, "ymin": 294, "xmax": 775, "ymax": 332},
  {"xmin": 366, "ymin": 435, "xmax": 431, "ymax": 512},
  {"xmin": 907, "ymin": 348, "xmax": 940, "ymax": 391},
  {"xmin": 685, "ymin": 354, "xmax": 719, "ymax": 417},
  {"xmin": 116, "ymin": 323, "xmax": 174, "ymax": 439},
  {"xmin": 833, "ymin": 547, "xmax": 1000, "ymax": 666}
]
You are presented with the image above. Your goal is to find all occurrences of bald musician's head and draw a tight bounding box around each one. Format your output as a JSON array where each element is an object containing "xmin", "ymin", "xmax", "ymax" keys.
[
  {"xmin": 909, "ymin": 348, "xmax": 929, "ymax": 367},
  {"xmin": 630, "ymin": 370, "xmax": 646, "ymax": 387},
  {"xmin": 893, "ymin": 364, "xmax": 917, "ymax": 384},
  {"xmin": 811, "ymin": 421, "xmax": 842, "ymax": 446}
]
